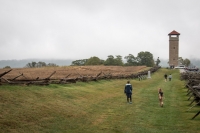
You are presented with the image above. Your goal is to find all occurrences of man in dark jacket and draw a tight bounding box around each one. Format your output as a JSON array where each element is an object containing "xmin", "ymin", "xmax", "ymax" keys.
[
  {"xmin": 124, "ymin": 81, "xmax": 133, "ymax": 104},
  {"xmin": 164, "ymin": 74, "xmax": 167, "ymax": 82}
]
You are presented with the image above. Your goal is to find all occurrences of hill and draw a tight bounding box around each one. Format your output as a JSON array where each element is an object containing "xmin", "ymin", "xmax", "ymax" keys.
[{"xmin": 0, "ymin": 68, "xmax": 199, "ymax": 133}]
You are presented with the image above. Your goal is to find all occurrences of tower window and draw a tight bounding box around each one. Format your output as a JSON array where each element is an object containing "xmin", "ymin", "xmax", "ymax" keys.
[
  {"xmin": 171, "ymin": 35, "xmax": 177, "ymax": 37},
  {"xmin": 174, "ymin": 47, "xmax": 175, "ymax": 49}
]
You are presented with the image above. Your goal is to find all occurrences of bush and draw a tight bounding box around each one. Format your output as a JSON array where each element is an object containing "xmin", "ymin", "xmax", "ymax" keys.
[{"xmin": 3, "ymin": 66, "xmax": 11, "ymax": 69}]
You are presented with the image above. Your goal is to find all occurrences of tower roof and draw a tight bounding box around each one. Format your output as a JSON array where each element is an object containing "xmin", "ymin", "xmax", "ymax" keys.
[{"xmin": 168, "ymin": 30, "xmax": 180, "ymax": 35}]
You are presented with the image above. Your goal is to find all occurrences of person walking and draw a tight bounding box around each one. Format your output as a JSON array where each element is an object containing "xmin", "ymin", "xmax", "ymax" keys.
[
  {"xmin": 124, "ymin": 81, "xmax": 133, "ymax": 104},
  {"xmin": 164, "ymin": 74, "xmax": 167, "ymax": 82},
  {"xmin": 158, "ymin": 88, "xmax": 164, "ymax": 107},
  {"xmin": 168, "ymin": 74, "xmax": 172, "ymax": 81}
]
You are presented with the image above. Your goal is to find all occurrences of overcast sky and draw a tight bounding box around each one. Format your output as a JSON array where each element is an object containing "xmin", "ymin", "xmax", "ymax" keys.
[{"xmin": 0, "ymin": 0, "xmax": 200, "ymax": 61}]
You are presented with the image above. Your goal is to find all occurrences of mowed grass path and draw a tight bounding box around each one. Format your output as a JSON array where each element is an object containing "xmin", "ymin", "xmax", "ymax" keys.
[{"xmin": 0, "ymin": 68, "xmax": 200, "ymax": 133}]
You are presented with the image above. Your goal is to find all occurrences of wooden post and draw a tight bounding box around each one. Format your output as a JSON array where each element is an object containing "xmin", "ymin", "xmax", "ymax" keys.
[
  {"xmin": 192, "ymin": 111, "xmax": 200, "ymax": 119},
  {"xmin": 0, "ymin": 69, "xmax": 12, "ymax": 78}
]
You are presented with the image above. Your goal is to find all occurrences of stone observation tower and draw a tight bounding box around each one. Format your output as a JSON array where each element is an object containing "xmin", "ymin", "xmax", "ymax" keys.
[{"xmin": 168, "ymin": 30, "xmax": 180, "ymax": 68}]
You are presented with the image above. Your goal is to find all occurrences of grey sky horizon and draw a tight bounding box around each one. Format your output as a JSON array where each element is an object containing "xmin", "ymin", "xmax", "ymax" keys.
[{"xmin": 0, "ymin": 0, "xmax": 200, "ymax": 61}]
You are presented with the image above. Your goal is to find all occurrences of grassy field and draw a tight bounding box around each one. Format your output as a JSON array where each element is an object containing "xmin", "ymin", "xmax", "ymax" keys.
[{"xmin": 0, "ymin": 68, "xmax": 200, "ymax": 133}]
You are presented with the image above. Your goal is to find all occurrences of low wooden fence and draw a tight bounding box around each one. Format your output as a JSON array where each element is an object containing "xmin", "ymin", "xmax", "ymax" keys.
[
  {"xmin": 181, "ymin": 71, "xmax": 200, "ymax": 119},
  {"xmin": 0, "ymin": 66, "xmax": 160, "ymax": 85}
]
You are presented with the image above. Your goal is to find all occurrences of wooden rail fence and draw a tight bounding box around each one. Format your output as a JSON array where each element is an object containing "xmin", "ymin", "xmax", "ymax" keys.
[
  {"xmin": 0, "ymin": 66, "xmax": 160, "ymax": 86},
  {"xmin": 181, "ymin": 71, "xmax": 200, "ymax": 119}
]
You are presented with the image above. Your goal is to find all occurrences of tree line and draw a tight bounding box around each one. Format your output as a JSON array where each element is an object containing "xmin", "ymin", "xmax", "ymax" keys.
[
  {"xmin": 2, "ymin": 51, "xmax": 191, "ymax": 68},
  {"xmin": 71, "ymin": 51, "xmax": 157, "ymax": 67},
  {"xmin": 25, "ymin": 62, "xmax": 58, "ymax": 68},
  {"xmin": 2, "ymin": 62, "xmax": 59, "ymax": 68},
  {"xmin": 71, "ymin": 51, "xmax": 192, "ymax": 67}
]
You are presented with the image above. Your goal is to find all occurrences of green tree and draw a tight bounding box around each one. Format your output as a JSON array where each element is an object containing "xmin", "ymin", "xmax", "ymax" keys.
[
  {"xmin": 124, "ymin": 54, "xmax": 138, "ymax": 66},
  {"xmin": 182, "ymin": 58, "xmax": 190, "ymax": 67},
  {"xmin": 100, "ymin": 59, "xmax": 105, "ymax": 65},
  {"xmin": 115, "ymin": 55, "xmax": 124, "ymax": 66},
  {"xmin": 155, "ymin": 57, "xmax": 161, "ymax": 66},
  {"xmin": 137, "ymin": 51, "xmax": 154, "ymax": 67},
  {"xmin": 26, "ymin": 62, "xmax": 37, "ymax": 68},
  {"xmin": 104, "ymin": 55, "xmax": 124, "ymax": 66},
  {"xmin": 85, "ymin": 56, "xmax": 102, "ymax": 65},
  {"xmin": 37, "ymin": 62, "xmax": 47, "ymax": 67},
  {"xmin": 178, "ymin": 57, "xmax": 184, "ymax": 65},
  {"xmin": 47, "ymin": 63, "xmax": 58, "ymax": 67},
  {"xmin": 178, "ymin": 57, "xmax": 190, "ymax": 67},
  {"xmin": 104, "ymin": 55, "xmax": 115, "ymax": 66},
  {"xmin": 25, "ymin": 61, "xmax": 58, "ymax": 67},
  {"xmin": 71, "ymin": 59, "xmax": 88, "ymax": 66},
  {"xmin": 3, "ymin": 66, "xmax": 11, "ymax": 69}
]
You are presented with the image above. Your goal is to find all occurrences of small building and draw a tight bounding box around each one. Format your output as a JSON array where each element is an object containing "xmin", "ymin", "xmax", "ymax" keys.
[{"xmin": 168, "ymin": 30, "xmax": 180, "ymax": 68}]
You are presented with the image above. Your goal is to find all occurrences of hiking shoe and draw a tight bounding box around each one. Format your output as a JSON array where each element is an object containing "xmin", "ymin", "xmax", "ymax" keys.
[{"xmin": 129, "ymin": 102, "xmax": 132, "ymax": 104}]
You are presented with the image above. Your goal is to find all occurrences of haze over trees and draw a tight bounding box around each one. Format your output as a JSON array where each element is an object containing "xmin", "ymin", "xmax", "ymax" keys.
[
  {"xmin": 25, "ymin": 61, "xmax": 58, "ymax": 68},
  {"xmin": 1, "ymin": 52, "xmax": 194, "ymax": 68},
  {"xmin": 0, "ymin": 59, "xmax": 73, "ymax": 68},
  {"xmin": 178, "ymin": 57, "xmax": 191, "ymax": 67}
]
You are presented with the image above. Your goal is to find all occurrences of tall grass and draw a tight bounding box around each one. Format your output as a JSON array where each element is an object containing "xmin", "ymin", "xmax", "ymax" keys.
[{"xmin": 0, "ymin": 68, "xmax": 199, "ymax": 133}]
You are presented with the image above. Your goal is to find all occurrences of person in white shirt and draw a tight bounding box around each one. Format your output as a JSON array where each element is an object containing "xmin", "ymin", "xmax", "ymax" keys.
[{"xmin": 168, "ymin": 74, "xmax": 172, "ymax": 81}]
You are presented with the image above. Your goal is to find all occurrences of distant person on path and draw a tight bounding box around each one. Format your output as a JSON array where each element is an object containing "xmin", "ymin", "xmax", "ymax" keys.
[
  {"xmin": 158, "ymin": 88, "xmax": 164, "ymax": 107},
  {"xmin": 124, "ymin": 81, "xmax": 133, "ymax": 104},
  {"xmin": 164, "ymin": 74, "xmax": 167, "ymax": 82},
  {"xmin": 168, "ymin": 74, "xmax": 172, "ymax": 81}
]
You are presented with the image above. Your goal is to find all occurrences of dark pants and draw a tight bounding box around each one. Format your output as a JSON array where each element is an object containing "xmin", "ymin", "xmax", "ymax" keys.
[{"xmin": 126, "ymin": 93, "xmax": 132, "ymax": 102}]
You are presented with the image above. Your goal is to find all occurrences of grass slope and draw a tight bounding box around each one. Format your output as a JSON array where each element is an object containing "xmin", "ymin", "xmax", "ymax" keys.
[{"xmin": 0, "ymin": 68, "xmax": 200, "ymax": 133}]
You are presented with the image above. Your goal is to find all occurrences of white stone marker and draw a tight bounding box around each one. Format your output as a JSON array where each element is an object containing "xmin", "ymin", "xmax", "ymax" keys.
[{"xmin": 147, "ymin": 71, "xmax": 151, "ymax": 78}]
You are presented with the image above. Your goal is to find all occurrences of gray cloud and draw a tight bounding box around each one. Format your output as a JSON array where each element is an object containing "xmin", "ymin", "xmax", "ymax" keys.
[{"xmin": 0, "ymin": 0, "xmax": 200, "ymax": 61}]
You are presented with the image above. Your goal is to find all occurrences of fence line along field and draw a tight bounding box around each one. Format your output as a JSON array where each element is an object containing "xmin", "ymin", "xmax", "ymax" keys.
[
  {"xmin": 0, "ymin": 66, "xmax": 159, "ymax": 85},
  {"xmin": 0, "ymin": 66, "xmax": 147, "ymax": 79}
]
